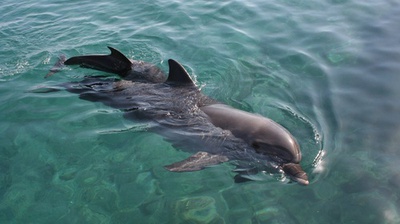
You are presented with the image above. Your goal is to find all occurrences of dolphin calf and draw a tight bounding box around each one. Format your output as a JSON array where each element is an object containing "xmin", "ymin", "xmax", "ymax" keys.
[{"xmin": 49, "ymin": 47, "xmax": 309, "ymax": 185}]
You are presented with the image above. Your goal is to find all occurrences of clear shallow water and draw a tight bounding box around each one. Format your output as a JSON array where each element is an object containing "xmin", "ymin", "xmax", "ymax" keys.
[{"xmin": 1, "ymin": 0, "xmax": 400, "ymax": 223}]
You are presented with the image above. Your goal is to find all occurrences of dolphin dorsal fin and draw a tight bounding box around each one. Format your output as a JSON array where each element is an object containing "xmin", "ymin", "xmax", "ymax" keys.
[
  {"xmin": 166, "ymin": 59, "xmax": 195, "ymax": 85},
  {"xmin": 107, "ymin": 46, "xmax": 132, "ymax": 67},
  {"xmin": 65, "ymin": 47, "xmax": 133, "ymax": 76}
]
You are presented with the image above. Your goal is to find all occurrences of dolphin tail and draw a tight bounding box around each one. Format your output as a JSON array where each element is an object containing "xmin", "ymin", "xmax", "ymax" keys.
[
  {"xmin": 164, "ymin": 151, "xmax": 228, "ymax": 172},
  {"xmin": 64, "ymin": 46, "xmax": 132, "ymax": 76}
]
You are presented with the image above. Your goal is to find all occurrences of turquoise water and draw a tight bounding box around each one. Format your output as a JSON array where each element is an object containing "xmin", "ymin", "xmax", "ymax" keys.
[{"xmin": 1, "ymin": 0, "xmax": 400, "ymax": 223}]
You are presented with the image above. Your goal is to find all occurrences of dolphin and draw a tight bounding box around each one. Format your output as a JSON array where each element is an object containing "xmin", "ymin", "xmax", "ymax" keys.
[{"xmin": 49, "ymin": 47, "xmax": 309, "ymax": 185}]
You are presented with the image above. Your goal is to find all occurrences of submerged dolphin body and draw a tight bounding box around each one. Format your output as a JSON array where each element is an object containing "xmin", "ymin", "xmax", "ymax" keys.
[{"xmin": 54, "ymin": 47, "xmax": 309, "ymax": 185}]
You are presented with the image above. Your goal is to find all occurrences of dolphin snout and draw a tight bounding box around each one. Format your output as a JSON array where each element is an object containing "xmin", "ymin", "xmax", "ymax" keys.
[{"xmin": 282, "ymin": 163, "xmax": 309, "ymax": 185}]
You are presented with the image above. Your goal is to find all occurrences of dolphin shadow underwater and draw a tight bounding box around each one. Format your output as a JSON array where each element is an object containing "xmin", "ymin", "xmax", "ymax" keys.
[{"xmin": 46, "ymin": 47, "xmax": 309, "ymax": 185}]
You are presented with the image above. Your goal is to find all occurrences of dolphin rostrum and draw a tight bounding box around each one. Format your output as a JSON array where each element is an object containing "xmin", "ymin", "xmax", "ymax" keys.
[{"xmin": 48, "ymin": 47, "xmax": 309, "ymax": 185}]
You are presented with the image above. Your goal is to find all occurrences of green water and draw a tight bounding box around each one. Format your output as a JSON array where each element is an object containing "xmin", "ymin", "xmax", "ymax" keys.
[{"xmin": 1, "ymin": 0, "xmax": 400, "ymax": 223}]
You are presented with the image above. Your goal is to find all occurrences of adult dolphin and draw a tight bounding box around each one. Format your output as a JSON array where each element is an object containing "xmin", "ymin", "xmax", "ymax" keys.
[{"xmin": 50, "ymin": 47, "xmax": 309, "ymax": 185}]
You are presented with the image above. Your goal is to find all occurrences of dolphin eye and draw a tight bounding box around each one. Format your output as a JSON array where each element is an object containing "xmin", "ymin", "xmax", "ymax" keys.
[{"xmin": 252, "ymin": 142, "xmax": 260, "ymax": 150}]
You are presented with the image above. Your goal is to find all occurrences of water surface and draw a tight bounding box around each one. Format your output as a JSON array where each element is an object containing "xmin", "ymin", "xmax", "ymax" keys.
[{"xmin": 1, "ymin": 0, "xmax": 400, "ymax": 223}]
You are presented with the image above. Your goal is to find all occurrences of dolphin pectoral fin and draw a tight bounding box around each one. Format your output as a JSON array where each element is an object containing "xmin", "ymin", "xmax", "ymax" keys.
[
  {"xmin": 233, "ymin": 175, "xmax": 252, "ymax": 183},
  {"xmin": 164, "ymin": 151, "xmax": 229, "ymax": 172},
  {"xmin": 64, "ymin": 47, "xmax": 132, "ymax": 76},
  {"xmin": 232, "ymin": 166, "xmax": 259, "ymax": 183}
]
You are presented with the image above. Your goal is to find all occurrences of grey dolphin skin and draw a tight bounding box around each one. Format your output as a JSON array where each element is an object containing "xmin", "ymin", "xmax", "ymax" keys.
[{"xmin": 50, "ymin": 47, "xmax": 309, "ymax": 185}]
